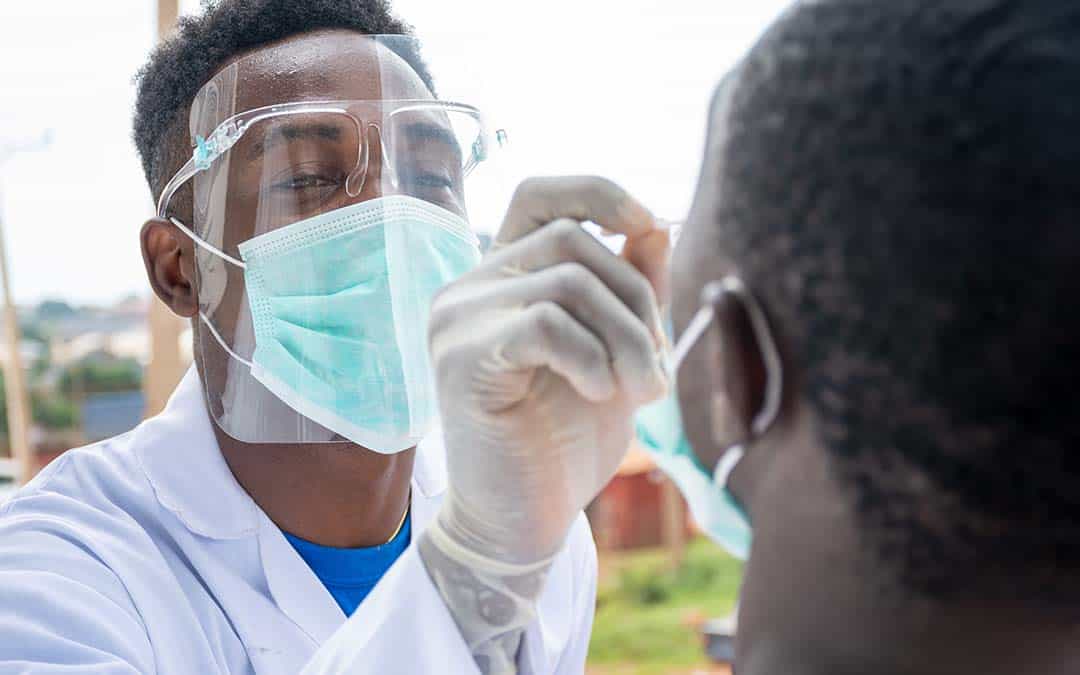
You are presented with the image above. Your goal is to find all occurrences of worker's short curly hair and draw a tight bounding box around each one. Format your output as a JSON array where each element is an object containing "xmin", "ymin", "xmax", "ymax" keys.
[
  {"xmin": 715, "ymin": 0, "xmax": 1080, "ymax": 608},
  {"xmin": 132, "ymin": 0, "xmax": 432, "ymax": 202}
]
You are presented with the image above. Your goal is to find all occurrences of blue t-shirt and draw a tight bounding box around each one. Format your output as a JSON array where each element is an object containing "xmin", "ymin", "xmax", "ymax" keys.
[{"xmin": 284, "ymin": 514, "xmax": 411, "ymax": 616}]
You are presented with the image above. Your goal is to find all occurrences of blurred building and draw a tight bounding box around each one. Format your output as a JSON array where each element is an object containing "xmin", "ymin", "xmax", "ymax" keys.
[
  {"xmin": 44, "ymin": 298, "xmax": 150, "ymax": 368},
  {"xmin": 27, "ymin": 390, "xmax": 147, "ymax": 476},
  {"xmin": 0, "ymin": 297, "xmax": 191, "ymax": 483},
  {"xmin": 81, "ymin": 391, "xmax": 146, "ymax": 442},
  {"xmin": 588, "ymin": 443, "xmax": 692, "ymax": 551}
]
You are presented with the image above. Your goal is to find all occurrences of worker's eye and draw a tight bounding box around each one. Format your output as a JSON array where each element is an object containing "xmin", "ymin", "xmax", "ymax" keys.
[
  {"xmin": 402, "ymin": 171, "xmax": 454, "ymax": 191},
  {"xmin": 261, "ymin": 163, "xmax": 347, "ymax": 216},
  {"xmin": 272, "ymin": 170, "xmax": 344, "ymax": 192}
]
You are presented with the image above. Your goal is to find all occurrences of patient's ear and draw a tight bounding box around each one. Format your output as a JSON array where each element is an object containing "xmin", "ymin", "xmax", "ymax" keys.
[
  {"xmin": 140, "ymin": 217, "xmax": 197, "ymax": 318},
  {"xmin": 707, "ymin": 286, "xmax": 767, "ymax": 451}
]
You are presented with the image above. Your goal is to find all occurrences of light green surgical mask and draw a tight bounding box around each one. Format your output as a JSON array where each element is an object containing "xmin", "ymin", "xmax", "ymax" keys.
[
  {"xmin": 180, "ymin": 195, "xmax": 481, "ymax": 453},
  {"xmin": 634, "ymin": 277, "xmax": 783, "ymax": 560},
  {"xmin": 636, "ymin": 391, "xmax": 752, "ymax": 559}
]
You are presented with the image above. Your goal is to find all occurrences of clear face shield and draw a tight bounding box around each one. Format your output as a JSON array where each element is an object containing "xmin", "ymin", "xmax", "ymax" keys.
[{"xmin": 155, "ymin": 34, "xmax": 506, "ymax": 451}]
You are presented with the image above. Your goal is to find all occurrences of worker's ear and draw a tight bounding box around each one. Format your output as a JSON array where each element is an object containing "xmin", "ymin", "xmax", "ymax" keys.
[{"xmin": 141, "ymin": 218, "xmax": 197, "ymax": 318}]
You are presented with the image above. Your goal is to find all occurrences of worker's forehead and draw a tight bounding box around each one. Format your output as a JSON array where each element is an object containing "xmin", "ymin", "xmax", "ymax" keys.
[{"xmin": 190, "ymin": 29, "xmax": 432, "ymax": 135}]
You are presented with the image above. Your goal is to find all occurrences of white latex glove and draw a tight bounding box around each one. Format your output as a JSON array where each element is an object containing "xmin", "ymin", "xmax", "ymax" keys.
[{"xmin": 419, "ymin": 176, "xmax": 670, "ymax": 674}]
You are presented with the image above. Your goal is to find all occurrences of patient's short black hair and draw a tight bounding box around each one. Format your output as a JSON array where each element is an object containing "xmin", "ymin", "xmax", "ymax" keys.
[
  {"xmin": 133, "ymin": 0, "xmax": 432, "ymax": 200},
  {"xmin": 716, "ymin": 0, "xmax": 1080, "ymax": 607}
]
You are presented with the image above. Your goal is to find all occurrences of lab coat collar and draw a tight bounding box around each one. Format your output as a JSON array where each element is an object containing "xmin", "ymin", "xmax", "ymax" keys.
[
  {"xmin": 135, "ymin": 366, "xmax": 449, "ymax": 540},
  {"xmin": 135, "ymin": 366, "xmax": 259, "ymax": 539}
]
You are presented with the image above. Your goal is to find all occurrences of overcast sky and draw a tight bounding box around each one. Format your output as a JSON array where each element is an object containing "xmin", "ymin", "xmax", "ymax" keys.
[{"xmin": 0, "ymin": 0, "xmax": 791, "ymax": 305}]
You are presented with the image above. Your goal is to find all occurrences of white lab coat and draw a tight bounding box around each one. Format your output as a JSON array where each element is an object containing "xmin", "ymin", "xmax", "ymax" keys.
[{"xmin": 0, "ymin": 367, "xmax": 597, "ymax": 674}]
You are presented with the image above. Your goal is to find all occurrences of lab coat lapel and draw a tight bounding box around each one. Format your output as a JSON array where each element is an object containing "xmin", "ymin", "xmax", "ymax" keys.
[
  {"xmin": 256, "ymin": 428, "xmax": 447, "ymax": 653},
  {"xmin": 257, "ymin": 508, "xmax": 346, "ymax": 650}
]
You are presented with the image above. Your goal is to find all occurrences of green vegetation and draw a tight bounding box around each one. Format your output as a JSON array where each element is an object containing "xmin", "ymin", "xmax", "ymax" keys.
[
  {"xmin": 30, "ymin": 393, "xmax": 78, "ymax": 430},
  {"xmin": 19, "ymin": 321, "xmax": 48, "ymax": 344},
  {"xmin": 588, "ymin": 537, "xmax": 742, "ymax": 675},
  {"xmin": 0, "ymin": 372, "xmax": 80, "ymax": 432},
  {"xmin": 59, "ymin": 358, "xmax": 142, "ymax": 396}
]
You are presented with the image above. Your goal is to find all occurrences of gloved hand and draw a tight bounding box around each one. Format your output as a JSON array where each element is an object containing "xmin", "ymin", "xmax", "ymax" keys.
[{"xmin": 419, "ymin": 176, "xmax": 670, "ymax": 673}]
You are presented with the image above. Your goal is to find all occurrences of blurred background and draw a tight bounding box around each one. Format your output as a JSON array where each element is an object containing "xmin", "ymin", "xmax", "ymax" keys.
[{"xmin": 0, "ymin": 1, "xmax": 791, "ymax": 672}]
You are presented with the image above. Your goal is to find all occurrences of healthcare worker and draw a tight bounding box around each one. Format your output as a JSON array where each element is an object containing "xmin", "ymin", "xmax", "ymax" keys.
[
  {"xmin": 0, "ymin": 1, "xmax": 669, "ymax": 673},
  {"xmin": 334, "ymin": 0, "xmax": 1080, "ymax": 674}
]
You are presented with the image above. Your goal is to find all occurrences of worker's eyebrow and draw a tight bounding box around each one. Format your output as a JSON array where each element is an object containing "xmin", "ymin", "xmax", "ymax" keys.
[
  {"xmin": 400, "ymin": 121, "xmax": 456, "ymax": 148},
  {"xmin": 397, "ymin": 121, "xmax": 464, "ymax": 164},
  {"xmin": 244, "ymin": 122, "xmax": 345, "ymax": 161}
]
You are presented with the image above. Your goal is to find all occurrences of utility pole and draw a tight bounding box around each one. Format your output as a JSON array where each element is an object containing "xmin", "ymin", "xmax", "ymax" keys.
[
  {"xmin": 0, "ymin": 132, "xmax": 51, "ymax": 484},
  {"xmin": 143, "ymin": 0, "xmax": 187, "ymax": 418},
  {"xmin": 660, "ymin": 476, "xmax": 688, "ymax": 569},
  {"xmin": 156, "ymin": 0, "xmax": 179, "ymax": 40}
]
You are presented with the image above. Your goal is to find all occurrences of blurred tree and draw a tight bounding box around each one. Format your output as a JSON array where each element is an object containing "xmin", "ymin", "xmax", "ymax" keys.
[
  {"xmin": 34, "ymin": 300, "xmax": 77, "ymax": 321},
  {"xmin": 29, "ymin": 352, "xmax": 50, "ymax": 378},
  {"xmin": 30, "ymin": 393, "xmax": 78, "ymax": 430},
  {"xmin": 0, "ymin": 372, "xmax": 79, "ymax": 431},
  {"xmin": 59, "ymin": 358, "xmax": 143, "ymax": 397},
  {"xmin": 19, "ymin": 320, "xmax": 47, "ymax": 343}
]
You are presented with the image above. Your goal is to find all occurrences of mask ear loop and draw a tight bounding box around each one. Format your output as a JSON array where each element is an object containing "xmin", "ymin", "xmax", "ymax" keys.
[
  {"xmin": 169, "ymin": 217, "xmax": 246, "ymax": 269},
  {"xmin": 196, "ymin": 309, "xmax": 254, "ymax": 369},
  {"xmin": 704, "ymin": 277, "xmax": 783, "ymax": 437},
  {"xmin": 668, "ymin": 302, "xmax": 714, "ymax": 374},
  {"xmin": 165, "ymin": 215, "xmax": 253, "ymax": 368},
  {"xmin": 699, "ymin": 277, "xmax": 784, "ymax": 487}
]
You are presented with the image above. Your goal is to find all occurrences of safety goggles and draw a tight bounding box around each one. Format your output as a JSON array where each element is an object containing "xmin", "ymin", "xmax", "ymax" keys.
[{"xmin": 156, "ymin": 98, "xmax": 503, "ymax": 231}]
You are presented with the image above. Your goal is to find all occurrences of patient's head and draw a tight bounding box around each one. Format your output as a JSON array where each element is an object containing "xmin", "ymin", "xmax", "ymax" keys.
[{"xmin": 673, "ymin": 0, "xmax": 1080, "ymax": 669}]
